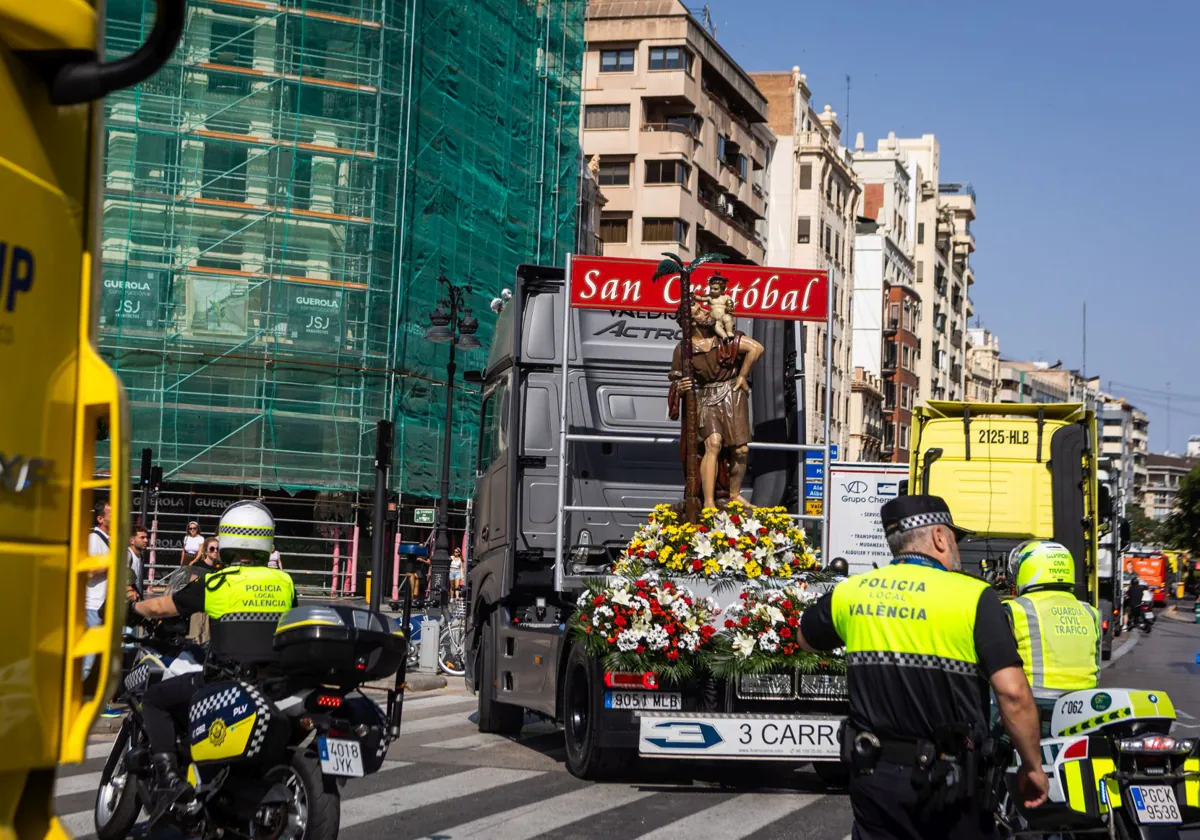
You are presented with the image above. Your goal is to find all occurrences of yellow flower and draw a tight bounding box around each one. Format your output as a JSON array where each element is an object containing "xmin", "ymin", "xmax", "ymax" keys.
[{"xmin": 745, "ymin": 560, "xmax": 762, "ymax": 579}]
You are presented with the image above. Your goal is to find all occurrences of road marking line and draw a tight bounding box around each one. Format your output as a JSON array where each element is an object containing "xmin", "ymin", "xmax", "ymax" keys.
[
  {"xmin": 340, "ymin": 767, "xmax": 545, "ymax": 829},
  {"xmin": 402, "ymin": 693, "xmax": 476, "ymax": 710},
  {"xmin": 1105, "ymin": 632, "xmax": 1140, "ymax": 667},
  {"xmin": 429, "ymin": 784, "xmax": 654, "ymax": 839},
  {"xmin": 55, "ymin": 771, "xmax": 102, "ymax": 798},
  {"xmin": 635, "ymin": 792, "xmax": 823, "ymax": 839},
  {"xmin": 85, "ymin": 743, "xmax": 113, "ymax": 761},
  {"xmin": 422, "ymin": 733, "xmax": 509, "ymax": 751},
  {"xmin": 1177, "ymin": 709, "xmax": 1195, "ymax": 720},
  {"xmin": 393, "ymin": 710, "xmax": 478, "ymax": 736}
]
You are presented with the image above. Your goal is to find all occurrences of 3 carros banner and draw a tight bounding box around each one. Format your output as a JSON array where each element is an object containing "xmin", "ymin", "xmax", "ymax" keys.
[{"xmin": 569, "ymin": 255, "xmax": 829, "ymax": 322}]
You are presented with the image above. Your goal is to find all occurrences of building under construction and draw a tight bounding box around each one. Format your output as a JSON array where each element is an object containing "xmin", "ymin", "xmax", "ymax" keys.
[{"xmin": 100, "ymin": 0, "xmax": 585, "ymax": 512}]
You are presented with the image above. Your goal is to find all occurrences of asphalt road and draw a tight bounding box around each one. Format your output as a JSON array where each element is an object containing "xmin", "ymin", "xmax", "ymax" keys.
[{"xmin": 55, "ymin": 611, "xmax": 1200, "ymax": 840}]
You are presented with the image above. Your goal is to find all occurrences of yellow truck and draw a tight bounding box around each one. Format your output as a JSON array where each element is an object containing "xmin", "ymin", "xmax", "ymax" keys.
[
  {"xmin": 909, "ymin": 402, "xmax": 1112, "ymax": 652},
  {"xmin": 0, "ymin": 1, "xmax": 181, "ymax": 836}
]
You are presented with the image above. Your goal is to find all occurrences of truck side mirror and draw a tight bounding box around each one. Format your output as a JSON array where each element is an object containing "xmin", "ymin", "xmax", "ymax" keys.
[
  {"xmin": 898, "ymin": 480, "xmax": 909, "ymax": 497},
  {"xmin": 1119, "ymin": 520, "xmax": 1131, "ymax": 550},
  {"xmin": 1098, "ymin": 485, "xmax": 1113, "ymax": 520}
]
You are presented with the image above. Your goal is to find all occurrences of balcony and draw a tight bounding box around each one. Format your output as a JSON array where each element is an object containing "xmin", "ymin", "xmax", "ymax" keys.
[
  {"xmin": 951, "ymin": 363, "xmax": 963, "ymax": 384},
  {"xmin": 882, "ymin": 354, "xmax": 898, "ymax": 376},
  {"xmin": 883, "ymin": 317, "xmax": 899, "ymax": 337},
  {"xmin": 950, "ymin": 328, "xmax": 963, "ymax": 350},
  {"xmin": 953, "ymin": 229, "xmax": 976, "ymax": 254},
  {"xmin": 640, "ymin": 123, "xmax": 697, "ymax": 157}
]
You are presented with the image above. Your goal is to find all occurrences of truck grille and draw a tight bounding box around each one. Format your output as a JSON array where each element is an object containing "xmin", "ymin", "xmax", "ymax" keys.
[{"xmin": 735, "ymin": 671, "xmax": 847, "ymax": 701}]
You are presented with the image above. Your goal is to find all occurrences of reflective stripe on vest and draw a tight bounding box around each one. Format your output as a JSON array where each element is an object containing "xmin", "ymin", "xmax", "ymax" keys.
[
  {"xmin": 1006, "ymin": 591, "xmax": 1100, "ymax": 697},
  {"xmin": 831, "ymin": 562, "xmax": 989, "ymax": 667},
  {"xmin": 203, "ymin": 566, "xmax": 295, "ymax": 620}
]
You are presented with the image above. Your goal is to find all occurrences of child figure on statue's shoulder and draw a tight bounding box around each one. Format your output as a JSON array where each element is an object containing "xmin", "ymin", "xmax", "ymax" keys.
[{"xmin": 695, "ymin": 275, "xmax": 735, "ymax": 341}]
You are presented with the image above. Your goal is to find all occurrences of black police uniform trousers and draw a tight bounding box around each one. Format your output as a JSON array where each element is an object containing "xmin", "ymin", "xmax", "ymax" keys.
[
  {"xmin": 142, "ymin": 673, "xmax": 206, "ymax": 754},
  {"xmin": 850, "ymin": 762, "xmax": 996, "ymax": 840}
]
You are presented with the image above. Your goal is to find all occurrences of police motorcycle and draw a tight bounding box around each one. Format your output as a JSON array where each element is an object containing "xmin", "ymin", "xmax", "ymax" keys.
[
  {"xmin": 996, "ymin": 688, "xmax": 1200, "ymax": 839},
  {"xmin": 95, "ymin": 599, "xmax": 407, "ymax": 840}
]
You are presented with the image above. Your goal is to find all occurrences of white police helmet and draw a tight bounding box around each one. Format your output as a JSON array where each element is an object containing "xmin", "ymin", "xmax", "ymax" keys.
[{"xmin": 217, "ymin": 500, "xmax": 275, "ymax": 564}]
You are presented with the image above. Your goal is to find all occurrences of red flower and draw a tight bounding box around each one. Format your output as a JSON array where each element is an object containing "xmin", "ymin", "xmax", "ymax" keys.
[
  {"xmin": 781, "ymin": 600, "xmax": 792, "ymax": 609},
  {"xmin": 692, "ymin": 559, "xmax": 703, "ymax": 571},
  {"xmin": 727, "ymin": 538, "xmax": 737, "ymax": 547},
  {"xmin": 701, "ymin": 625, "xmax": 716, "ymax": 637},
  {"xmin": 758, "ymin": 527, "xmax": 768, "ymax": 535},
  {"xmin": 637, "ymin": 645, "xmax": 646, "ymax": 654},
  {"xmin": 819, "ymin": 659, "xmax": 829, "ymax": 667},
  {"xmin": 635, "ymin": 579, "xmax": 648, "ymax": 589},
  {"xmin": 648, "ymin": 551, "xmax": 659, "ymax": 560},
  {"xmin": 787, "ymin": 617, "xmax": 799, "ymax": 627},
  {"xmin": 586, "ymin": 625, "xmax": 592, "ymax": 633},
  {"xmin": 678, "ymin": 543, "xmax": 689, "ymax": 552},
  {"xmin": 724, "ymin": 619, "xmax": 735, "ymax": 629},
  {"xmin": 743, "ymin": 551, "xmax": 751, "ymax": 560},
  {"xmin": 739, "ymin": 592, "xmax": 748, "ymax": 600},
  {"xmin": 739, "ymin": 615, "xmax": 750, "ymax": 626},
  {"xmin": 666, "ymin": 623, "xmax": 677, "ymax": 635},
  {"xmin": 593, "ymin": 595, "xmax": 606, "ymax": 606},
  {"xmin": 783, "ymin": 644, "xmax": 795, "ymax": 655},
  {"xmin": 667, "ymin": 649, "xmax": 679, "ymax": 661},
  {"xmin": 607, "ymin": 636, "xmax": 616, "ymax": 644},
  {"xmin": 780, "ymin": 627, "xmax": 792, "ymax": 639},
  {"xmin": 614, "ymin": 616, "xmax": 627, "ymax": 628},
  {"xmin": 684, "ymin": 597, "xmax": 693, "ymax": 606},
  {"xmin": 698, "ymin": 525, "xmax": 709, "ymax": 533},
  {"xmin": 730, "ymin": 515, "xmax": 742, "ymax": 525}
]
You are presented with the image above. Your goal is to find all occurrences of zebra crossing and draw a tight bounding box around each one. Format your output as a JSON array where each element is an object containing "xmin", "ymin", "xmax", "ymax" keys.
[{"xmin": 55, "ymin": 690, "xmax": 854, "ymax": 839}]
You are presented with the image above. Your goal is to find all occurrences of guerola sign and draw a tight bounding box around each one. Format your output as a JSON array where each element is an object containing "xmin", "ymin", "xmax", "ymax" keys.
[{"xmin": 569, "ymin": 255, "xmax": 828, "ymax": 322}]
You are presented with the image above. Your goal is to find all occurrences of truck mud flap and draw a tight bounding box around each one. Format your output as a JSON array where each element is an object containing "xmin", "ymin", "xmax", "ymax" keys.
[{"xmin": 636, "ymin": 712, "xmax": 844, "ymax": 761}]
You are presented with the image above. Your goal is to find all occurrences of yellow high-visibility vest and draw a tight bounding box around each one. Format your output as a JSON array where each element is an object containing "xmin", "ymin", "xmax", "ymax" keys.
[{"xmin": 1005, "ymin": 590, "xmax": 1100, "ymax": 698}]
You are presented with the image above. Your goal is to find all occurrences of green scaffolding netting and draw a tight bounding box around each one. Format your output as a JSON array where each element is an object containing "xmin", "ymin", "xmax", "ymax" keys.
[{"xmin": 98, "ymin": 0, "xmax": 584, "ymax": 500}]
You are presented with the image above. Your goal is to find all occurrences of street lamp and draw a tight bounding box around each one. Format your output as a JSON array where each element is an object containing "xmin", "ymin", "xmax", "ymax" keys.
[{"xmin": 423, "ymin": 273, "xmax": 479, "ymax": 604}]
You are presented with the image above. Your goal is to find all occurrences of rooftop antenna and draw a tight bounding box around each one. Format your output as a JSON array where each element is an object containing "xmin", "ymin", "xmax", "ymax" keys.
[
  {"xmin": 703, "ymin": 4, "xmax": 716, "ymax": 38},
  {"xmin": 1167, "ymin": 381, "xmax": 1171, "ymax": 450},
  {"xmin": 844, "ymin": 74, "xmax": 851, "ymax": 142}
]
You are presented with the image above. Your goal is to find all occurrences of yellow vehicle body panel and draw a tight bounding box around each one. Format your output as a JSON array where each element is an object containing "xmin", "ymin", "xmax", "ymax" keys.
[
  {"xmin": 0, "ymin": 1, "xmax": 129, "ymax": 836},
  {"xmin": 910, "ymin": 401, "xmax": 1099, "ymax": 606}
]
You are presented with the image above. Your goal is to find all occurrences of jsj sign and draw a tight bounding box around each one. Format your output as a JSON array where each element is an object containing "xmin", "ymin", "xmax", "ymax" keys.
[
  {"xmin": 287, "ymin": 285, "xmax": 343, "ymax": 346},
  {"xmin": 569, "ymin": 255, "xmax": 828, "ymax": 322}
]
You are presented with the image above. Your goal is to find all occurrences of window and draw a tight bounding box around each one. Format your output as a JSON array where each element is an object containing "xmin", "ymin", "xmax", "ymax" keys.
[
  {"xmin": 717, "ymin": 134, "xmax": 728, "ymax": 161},
  {"xmin": 599, "ymin": 48, "xmax": 634, "ymax": 73},
  {"xmin": 584, "ymin": 104, "xmax": 630, "ymax": 129},
  {"xmin": 797, "ymin": 216, "xmax": 811, "ymax": 244},
  {"xmin": 648, "ymin": 46, "xmax": 692, "ymax": 72},
  {"xmin": 736, "ymin": 154, "xmax": 748, "ymax": 181},
  {"xmin": 917, "ymin": 222, "xmax": 925, "ymax": 244},
  {"xmin": 834, "ymin": 232, "xmax": 841, "ymax": 263},
  {"xmin": 644, "ymin": 159, "xmax": 690, "ymax": 186},
  {"xmin": 916, "ymin": 260, "xmax": 924, "ymax": 282},
  {"xmin": 643, "ymin": 217, "xmax": 688, "ymax": 244},
  {"xmin": 599, "ymin": 215, "xmax": 629, "ymax": 244},
  {"xmin": 899, "ymin": 424, "xmax": 910, "ymax": 450},
  {"xmin": 823, "ymin": 225, "xmax": 832, "ymax": 256},
  {"xmin": 597, "ymin": 159, "xmax": 631, "ymax": 186},
  {"xmin": 799, "ymin": 164, "xmax": 812, "ymax": 190},
  {"xmin": 478, "ymin": 383, "xmax": 508, "ymax": 470},
  {"xmin": 202, "ymin": 140, "xmax": 248, "ymax": 201},
  {"xmin": 902, "ymin": 385, "xmax": 913, "ymax": 410},
  {"xmin": 889, "ymin": 303, "xmax": 900, "ymax": 328},
  {"xmin": 208, "ymin": 20, "xmax": 253, "ymax": 94}
]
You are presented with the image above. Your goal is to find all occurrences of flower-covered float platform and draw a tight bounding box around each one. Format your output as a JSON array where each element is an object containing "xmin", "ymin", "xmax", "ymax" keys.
[{"xmin": 571, "ymin": 502, "xmax": 846, "ymax": 687}]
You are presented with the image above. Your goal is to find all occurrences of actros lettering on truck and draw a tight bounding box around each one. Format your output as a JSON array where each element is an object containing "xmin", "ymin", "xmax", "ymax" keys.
[{"xmin": 593, "ymin": 310, "xmax": 683, "ymax": 341}]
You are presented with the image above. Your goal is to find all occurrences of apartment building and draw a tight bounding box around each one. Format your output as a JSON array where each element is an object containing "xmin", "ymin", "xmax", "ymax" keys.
[
  {"xmin": 849, "ymin": 368, "xmax": 885, "ymax": 462},
  {"xmin": 897, "ymin": 135, "xmax": 975, "ymax": 402},
  {"xmin": 1145, "ymin": 452, "xmax": 1199, "ymax": 521},
  {"xmin": 1091, "ymin": 380, "xmax": 1151, "ymax": 513},
  {"xmin": 754, "ymin": 67, "xmax": 860, "ymax": 451},
  {"xmin": 851, "ymin": 132, "xmax": 918, "ymax": 462},
  {"xmin": 966, "ymin": 328, "xmax": 1000, "ymax": 402},
  {"xmin": 584, "ymin": 0, "xmax": 774, "ymax": 264}
]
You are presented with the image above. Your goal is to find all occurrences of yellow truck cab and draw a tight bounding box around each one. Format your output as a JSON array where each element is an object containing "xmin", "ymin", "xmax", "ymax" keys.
[
  {"xmin": 0, "ymin": 1, "xmax": 181, "ymax": 836},
  {"xmin": 909, "ymin": 401, "xmax": 1102, "ymax": 612}
]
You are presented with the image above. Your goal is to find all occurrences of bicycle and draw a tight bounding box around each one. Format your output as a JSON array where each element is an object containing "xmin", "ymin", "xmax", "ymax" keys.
[{"xmin": 401, "ymin": 595, "xmax": 466, "ymax": 677}]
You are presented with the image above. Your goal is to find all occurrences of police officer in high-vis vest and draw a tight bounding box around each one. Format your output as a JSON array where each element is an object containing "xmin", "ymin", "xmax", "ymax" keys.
[
  {"xmin": 132, "ymin": 500, "xmax": 297, "ymax": 810},
  {"xmin": 1004, "ymin": 540, "xmax": 1100, "ymax": 720},
  {"xmin": 797, "ymin": 495, "xmax": 1048, "ymax": 840}
]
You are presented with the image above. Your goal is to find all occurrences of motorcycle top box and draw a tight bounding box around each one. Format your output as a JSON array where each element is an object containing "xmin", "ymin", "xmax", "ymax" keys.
[
  {"xmin": 273, "ymin": 605, "xmax": 407, "ymax": 683},
  {"xmin": 188, "ymin": 680, "xmax": 290, "ymax": 766}
]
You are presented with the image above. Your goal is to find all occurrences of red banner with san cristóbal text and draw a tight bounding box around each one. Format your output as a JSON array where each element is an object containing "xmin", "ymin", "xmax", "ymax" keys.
[{"xmin": 568, "ymin": 255, "xmax": 829, "ymax": 322}]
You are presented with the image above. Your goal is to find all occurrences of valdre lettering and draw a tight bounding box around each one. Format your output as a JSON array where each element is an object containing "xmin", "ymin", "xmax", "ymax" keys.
[{"xmin": 0, "ymin": 242, "xmax": 34, "ymax": 313}]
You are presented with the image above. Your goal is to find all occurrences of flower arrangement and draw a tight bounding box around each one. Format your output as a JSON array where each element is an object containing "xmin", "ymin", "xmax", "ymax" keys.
[
  {"xmin": 571, "ymin": 573, "xmax": 721, "ymax": 683},
  {"xmin": 615, "ymin": 501, "xmax": 817, "ymax": 581},
  {"xmin": 706, "ymin": 584, "xmax": 847, "ymax": 678}
]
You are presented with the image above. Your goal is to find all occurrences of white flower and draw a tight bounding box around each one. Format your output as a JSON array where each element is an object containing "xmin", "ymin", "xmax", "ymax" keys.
[
  {"xmin": 724, "ymin": 522, "xmax": 742, "ymax": 540},
  {"xmin": 745, "ymin": 517, "xmax": 763, "ymax": 533},
  {"xmin": 678, "ymin": 631, "xmax": 701, "ymax": 651},
  {"xmin": 753, "ymin": 543, "xmax": 771, "ymax": 562},
  {"xmin": 610, "ymin": 589, "xmax": 633, "ymax": 607},
  {"xmin": 759, "ymin": 629, "xmax": 780, "ymax": 653},
  {"xmin": 645, "ymin": 626, "xmax": 670, "ymax": 650},
  {"xmin": 616, "ymin": 630, "xmax": 641, "ymax": 652},
  {"xmin": 670, "ymin": 599, "xmax": 692, "ymax": 619},
  {"xmin": 632, "ymin": 596, "xmax": 651, "ymax": 612},
  {"xmin": 694, "ymin": 536, "xmax": 714, "ymax": 558},
  {"xmin": 766, "ymin": 605, "xmax": 785, "ymax": 625},
  {"xmin": 732, "ymin": 632, "xmax": 757, "ymax": 658}
]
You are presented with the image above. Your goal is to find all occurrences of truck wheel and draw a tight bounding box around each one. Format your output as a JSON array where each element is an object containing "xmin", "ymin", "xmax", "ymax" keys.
[
  {"xmin": 477, "ymin": 613, "xmax": 524, "ymax": 735},
  {"xmin": 562, "ymin": 642, "xmax": 634, "ymax": 781},
  {"xmin": 812, "ymin": 761, "xmax": 850, "ymax": 788}
]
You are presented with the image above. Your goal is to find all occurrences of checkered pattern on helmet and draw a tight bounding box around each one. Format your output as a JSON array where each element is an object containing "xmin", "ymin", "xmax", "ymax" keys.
[
  {"xmin": 886, "ymin": 511, "xmax": 954, "ymax": 535},
  {"xmin": 219, "ymin": 524, "xmax": 274, "ymax": 537},
  {"xmin": 848, "ymin": 649, "xmax": 981, "ymax": 677},
  {"xmin": 189, "ymin": 686, "xmax": 242, "ymax": 723}
]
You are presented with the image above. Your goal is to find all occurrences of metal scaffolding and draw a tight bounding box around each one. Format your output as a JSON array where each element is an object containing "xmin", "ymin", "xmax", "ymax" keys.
[{"xmin": 99, "ymin": 0, "xmax": 585, "ymax": 499}]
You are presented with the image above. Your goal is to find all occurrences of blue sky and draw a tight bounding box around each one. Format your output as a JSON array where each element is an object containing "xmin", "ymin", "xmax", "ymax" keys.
[{"xmin": 702, "ymin": 0, "xmax": 1200, "ymax": 452}]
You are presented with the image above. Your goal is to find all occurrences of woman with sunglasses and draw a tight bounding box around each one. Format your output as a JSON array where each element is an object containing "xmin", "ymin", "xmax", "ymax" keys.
[
  {"xmin": 180, "ymin": 520, "xmax": 204, "ymax": 565},
  {"xmin": 185, "ymin": 537, "xmax": 220, "ymax": 644}
]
